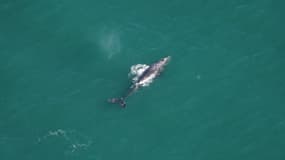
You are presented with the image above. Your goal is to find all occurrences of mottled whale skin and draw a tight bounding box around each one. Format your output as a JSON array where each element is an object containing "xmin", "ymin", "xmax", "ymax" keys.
[{"xmin": 108, "ymin": 56, "xmax": 171, "ymax": 108}]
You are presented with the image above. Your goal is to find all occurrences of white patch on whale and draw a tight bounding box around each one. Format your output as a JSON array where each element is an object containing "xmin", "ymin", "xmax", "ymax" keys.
[{"xmin": 138, "ymin": 72, "xmax": 156, "ymax": 87}]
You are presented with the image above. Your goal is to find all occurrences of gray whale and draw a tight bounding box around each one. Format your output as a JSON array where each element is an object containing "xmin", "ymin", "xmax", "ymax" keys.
[{"xmin": 108, "ymin": 56, "xmax": 171, "ymax": 108}]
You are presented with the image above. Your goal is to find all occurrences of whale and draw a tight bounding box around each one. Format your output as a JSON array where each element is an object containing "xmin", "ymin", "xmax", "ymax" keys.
[{"xmin": 108, "ymin": 56, "xmax": 171, "ymax": 108}]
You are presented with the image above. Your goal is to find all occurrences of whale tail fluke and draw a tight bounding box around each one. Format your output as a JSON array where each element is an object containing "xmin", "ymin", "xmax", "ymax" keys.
[{"xmin": 108, "ymin": 97, "xmax": 126, "ymax": 108}]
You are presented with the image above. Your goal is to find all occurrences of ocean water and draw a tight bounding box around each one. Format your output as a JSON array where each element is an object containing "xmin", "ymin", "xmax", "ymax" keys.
[{"xmin": 1, "ymin": 0, "xmax": 285, "ymax": 159}]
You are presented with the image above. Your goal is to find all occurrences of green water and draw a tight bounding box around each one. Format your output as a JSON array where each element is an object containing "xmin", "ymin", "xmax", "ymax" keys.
[{"xmin": 1, "ymin": 0, "xmax": 285, "ymax": 159}]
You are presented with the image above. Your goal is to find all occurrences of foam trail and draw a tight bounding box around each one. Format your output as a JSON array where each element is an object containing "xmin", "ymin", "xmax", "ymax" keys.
[{"xmin": 37, "ymin": 129, "xmax": 93, "ymax": 155}]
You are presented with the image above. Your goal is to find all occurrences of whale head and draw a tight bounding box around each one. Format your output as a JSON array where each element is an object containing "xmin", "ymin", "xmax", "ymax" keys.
[{"xmin": 157, "ymin": 56, "xmax": 171, "ymax": 67}]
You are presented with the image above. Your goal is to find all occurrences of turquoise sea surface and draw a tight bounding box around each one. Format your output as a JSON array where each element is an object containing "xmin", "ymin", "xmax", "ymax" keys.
[{"xmin": 1, "ymin": 0, "xmax": 285, "ymax": 159}]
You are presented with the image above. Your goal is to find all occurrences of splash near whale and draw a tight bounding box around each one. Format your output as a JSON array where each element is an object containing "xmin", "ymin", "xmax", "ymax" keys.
[{"xmin": 108, "ymin": 56, "xmax": 171, "ymax": 108}]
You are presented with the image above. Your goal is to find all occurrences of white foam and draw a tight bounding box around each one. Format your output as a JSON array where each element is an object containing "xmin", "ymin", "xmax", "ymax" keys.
[
  {"xmin": 129, "ymin": 64, "xmax": 149, "ymax": 82},
  {"xmin": 128, "ymin": 64, "xmax": 156, "ymax": 87}
]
